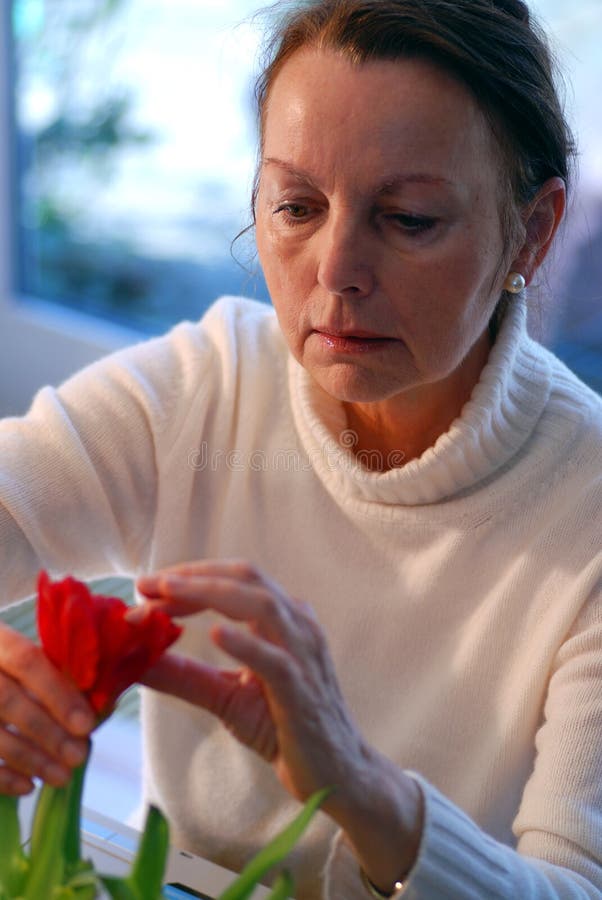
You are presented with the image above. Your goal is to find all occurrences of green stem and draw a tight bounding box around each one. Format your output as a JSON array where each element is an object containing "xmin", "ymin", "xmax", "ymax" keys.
[
  {"xmin": 24, "ymin": 776, "xmax": 78, "ymax": 900},
  {"xmin": 0, "ymin": 793, "xmax": 28, "ymax": 896},
  {"xmin": 64, "ymin": 747, "xmax": 91, "ymax": 869}
]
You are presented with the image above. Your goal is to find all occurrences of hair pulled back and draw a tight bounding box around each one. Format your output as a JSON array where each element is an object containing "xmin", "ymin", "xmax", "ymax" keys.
[{"xmin": 253, "ymin": 0, "xmax": 575, "ymax": 256}]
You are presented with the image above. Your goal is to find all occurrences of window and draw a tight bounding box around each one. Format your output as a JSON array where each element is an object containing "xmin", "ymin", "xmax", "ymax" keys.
[
  {"xmin": 2, "ymin": 0, "xmax": 601, "ymax": 402},
  {"xmin": 11, "ymin": 0, "xmax": 269, "ymax": 336},
  {"xmin": 527, "ymin": 0, "xmax": 602, "ymax": 392}
]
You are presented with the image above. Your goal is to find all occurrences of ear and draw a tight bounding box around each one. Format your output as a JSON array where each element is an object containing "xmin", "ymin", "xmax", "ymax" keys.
[{"xmin": 510, "ymin": 177, "xmax": 566, "ymax": 285}]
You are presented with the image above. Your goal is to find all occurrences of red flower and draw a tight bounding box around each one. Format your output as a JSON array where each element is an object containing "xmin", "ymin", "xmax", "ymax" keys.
[{"xmin": 37, "ymin": 571, "xmax": 182, "ymax": 717}]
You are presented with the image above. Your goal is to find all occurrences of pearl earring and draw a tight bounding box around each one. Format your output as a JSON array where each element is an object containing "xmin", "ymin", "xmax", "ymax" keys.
[{"xmin": 504, "ymin": 272, "xmax": 526, "ymax": 294}]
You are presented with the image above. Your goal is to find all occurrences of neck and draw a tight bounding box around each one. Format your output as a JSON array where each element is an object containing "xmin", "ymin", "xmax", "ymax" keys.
[{"xmin": 343, "ymin": 333, "xmax": 491, "ymax": 471}]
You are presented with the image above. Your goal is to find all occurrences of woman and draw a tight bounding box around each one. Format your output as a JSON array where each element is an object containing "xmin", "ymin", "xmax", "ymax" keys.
[{"xmin": 0, "ymin": 1, "xmax": 600, "ymax": 897}]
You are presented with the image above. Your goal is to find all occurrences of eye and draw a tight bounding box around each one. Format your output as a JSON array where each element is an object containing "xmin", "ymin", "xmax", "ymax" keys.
[
  {"xmin": 386, "ymin": 212, "xmax": 437, "ymax": 234},
  {"xmin": 272, "ymin": 202, "xmax": 313, "ymax": 224}
]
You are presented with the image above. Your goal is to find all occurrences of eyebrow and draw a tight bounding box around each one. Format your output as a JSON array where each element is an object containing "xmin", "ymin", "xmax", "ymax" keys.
[{"xmin": 262, "ymin": 156, "xmax": 454, "ymax": 191}]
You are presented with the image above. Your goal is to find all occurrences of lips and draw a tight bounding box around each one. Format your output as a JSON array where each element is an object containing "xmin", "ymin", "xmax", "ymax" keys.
[
  {"xmin": 312, "ymin": 328, "xmax": 398, "ymax": 355},
  {"xmin": 314, "ymin": 327, "xmax": 391, "ymax": 340}
]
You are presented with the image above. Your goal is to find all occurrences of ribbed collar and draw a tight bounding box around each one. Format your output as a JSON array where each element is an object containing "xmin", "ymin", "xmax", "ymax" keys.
[{"xmin": 289, "ymin": 296, "xmax": 552, "ymax": 507}]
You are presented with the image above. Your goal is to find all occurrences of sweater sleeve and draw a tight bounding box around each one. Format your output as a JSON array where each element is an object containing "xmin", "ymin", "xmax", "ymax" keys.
[
  {"xmin": 0, "ymin": 310, "xmax": 222, "ymax": 602},
  {"xmin": 323, "ymin": 588, "xmax": 602, "ymax": 899}
]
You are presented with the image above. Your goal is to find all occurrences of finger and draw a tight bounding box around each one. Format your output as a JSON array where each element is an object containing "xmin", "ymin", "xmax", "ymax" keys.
[
  {"xmin": 136, "ymin": 559, "xmax": 269, "ymax": 605},
  {"xmin": 0, "ymin": 765, "xmax": 34, "ymax": 796},
  {"xmin": 139, "ymin": 559, "xmax": 263, "ymax": 582},
  {"xmin": 0, "ymin": 725, "xmax": 72, "ymax": 787},
  {"xmin": 219, "ymin": 672, "xmax": 277, "ymax": 760},
  {"xmin": 141, "ymin": 654, "xmax": 277, "ymax": 760},
  {"xmin": 140, "ymin": 654, "xmax": 242, "ymax": 717},
  {"xmin": 0, "ymin": 670, "xmax": 90, "ymax": 769},
  {"xmin": 212, "ymin": 623, "xmax": 351, "ymax": 745},
  {"xmin": 211, "ymin": 624, "xmax": 296, "ymax": 698},
  {"xmin": 0, "ymin": 623, "xmax": 95, "ymax": 738},
  {"xmin": 137, "ymin": 575, "xmax": 293, "ymax": 642},
  {"xmin": 138, "ymin": 575, "xmax": 265, "ymax": 621}
]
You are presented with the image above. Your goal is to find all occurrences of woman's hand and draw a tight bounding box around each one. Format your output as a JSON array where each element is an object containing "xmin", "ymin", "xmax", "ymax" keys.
[
  {"xmin": 137, "ymin": 560, "xmax": 423, "ymax": 892},
  {"xmin": 0, "ymin": 623, "xmax": 95, "ymax": 795},
  {"xmin": 136, "ymin": 559, "xmax": 366, "ymax": 804}
]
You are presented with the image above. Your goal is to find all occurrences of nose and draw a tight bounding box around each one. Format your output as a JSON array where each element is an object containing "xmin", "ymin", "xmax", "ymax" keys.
[{"xmin": 317, "ymin": 211, "xmax": 375, "ymax": 298}]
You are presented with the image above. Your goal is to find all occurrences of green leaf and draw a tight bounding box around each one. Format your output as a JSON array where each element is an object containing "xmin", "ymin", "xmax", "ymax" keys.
[
  {"xmin": 0, "ymin": 793, "xmax": 29, "ymax": 895},
  {"xmin": 266, "ymin": 870, "xmax": 294, "ymax": 900},
  {"xmin": 217, "ymin": 787, "xmax": 331, "ymax": 900},
  {"xmin": 100, "ymin": 875, "xmax": 140, "ymax": 900},
  {"xmin": 24, "ymin": 783, "xmax": 70, "ymax": 899},
  {"xmin": 127, "ymin": 805, "xmax": 169, "ymax": 900}
]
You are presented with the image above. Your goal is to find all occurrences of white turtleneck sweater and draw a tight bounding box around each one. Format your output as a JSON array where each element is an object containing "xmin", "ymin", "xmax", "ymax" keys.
[{"xmin": 0, "ymin": 296, "xmax": 600, "ymax": 899}]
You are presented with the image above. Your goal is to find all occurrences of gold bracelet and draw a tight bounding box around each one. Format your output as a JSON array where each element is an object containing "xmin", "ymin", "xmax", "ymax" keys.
[{"xmin": 360, "ymin": 866, "xmax": 405, "ymax": 898}]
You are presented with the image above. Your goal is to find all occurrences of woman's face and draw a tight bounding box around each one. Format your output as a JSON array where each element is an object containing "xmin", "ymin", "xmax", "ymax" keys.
[{"xmin": 255, "ymin": 48, "xmax": 511, "ymax": 404}]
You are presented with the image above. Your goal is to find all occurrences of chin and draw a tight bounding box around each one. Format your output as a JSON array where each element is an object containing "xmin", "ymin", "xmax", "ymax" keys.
[{"xmin": 310, "ymin": 365, "xmax": 411, "ymax": 404}]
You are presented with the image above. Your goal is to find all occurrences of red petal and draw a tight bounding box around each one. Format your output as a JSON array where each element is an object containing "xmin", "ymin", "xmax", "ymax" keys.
[
  {"xmin": 90, "ymin": 605, "xmax": 181, "ymax": 714},
  {"xmin": 37, "ymin": 573, "xmax": 100, "ymax": 691},
  {"xmin": 36, "ymin": 572, "xmax": 181, "ymax": 716},
  {"xmin": 37, "ymin": 571, "xmax": 62, "ymax": 668},
  {"xmin": 89, "ymin": 598, "xmax": 133, "ymax": 713},
  {"xmin": 58, "ymin": 578, "xmax": 100, "ymax": 691}
]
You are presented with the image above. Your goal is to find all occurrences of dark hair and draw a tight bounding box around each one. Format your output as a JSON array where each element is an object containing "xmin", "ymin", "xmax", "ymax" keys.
[{"xmin": 250, "ymin": 0, "xmax": 576, "ymax": 318}]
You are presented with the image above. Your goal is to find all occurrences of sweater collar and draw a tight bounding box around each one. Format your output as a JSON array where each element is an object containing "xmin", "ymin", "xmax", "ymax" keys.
[{"xmin": 289, "ymin": 297, "xmax": 552, "ymax": 507}]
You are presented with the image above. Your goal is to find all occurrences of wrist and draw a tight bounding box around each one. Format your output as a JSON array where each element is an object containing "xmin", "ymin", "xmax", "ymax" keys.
[{"xmin": 326, "ymin": 745, "xmax": 423, "ymax": 893}]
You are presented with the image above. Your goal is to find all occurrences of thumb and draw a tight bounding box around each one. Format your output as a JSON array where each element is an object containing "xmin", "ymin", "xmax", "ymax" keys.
[
  {"xmin": 140, "ymin": 654, "xmax": 240, "ymax": 716},
  {"xmin": 141, "ymin": 655, "xmax": 277, "ymax": 760}
]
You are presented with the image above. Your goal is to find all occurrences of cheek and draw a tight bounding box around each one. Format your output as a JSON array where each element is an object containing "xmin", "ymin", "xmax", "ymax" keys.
[
  {"xmin": 396, "ymin": 240, "xmax": 500, "ymax": 375},
  {"xmin": 256, "ymin": 220, "xmax": 309, "ymax": 354},
  {"xmin": 256, "ymin": 213, "xmax": 292, "ymax": 290},
  {"xmin": 257, "ymin": 219, "xmax": 314, "ymax": 305},
  {"xmin": 254, "ymin": 213, "xmax": 274, "ymax": 282},
  {"xmin": 425, "ymin": 223, "xmax": 502, "ymax": 315}
]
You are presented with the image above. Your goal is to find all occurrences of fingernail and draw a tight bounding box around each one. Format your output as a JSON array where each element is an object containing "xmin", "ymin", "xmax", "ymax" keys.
[
  {"xmin": 68, "ymin": 708, "xmax": 95, "ymax": 734},
  {"xmin": 124, "ymin": 606, "xmax": 148, "ymax": 624},
  {"xmin": 44, "ymin": 762, "xmax": 70, "ymax": 785},
  {"xmin": 164, "ymin": 575, "xmax": 184, "ymax": 587},
  {"xmin": 5, "ymin": 775, "xmax": 34, "ymax": 796},
  {"xmin": 137, "ymin": 575, "xmax": 157, "ymax": 590},
  {"xmin": 62, "ymin": 739, "xmax": 88, "ymax": 767}
]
